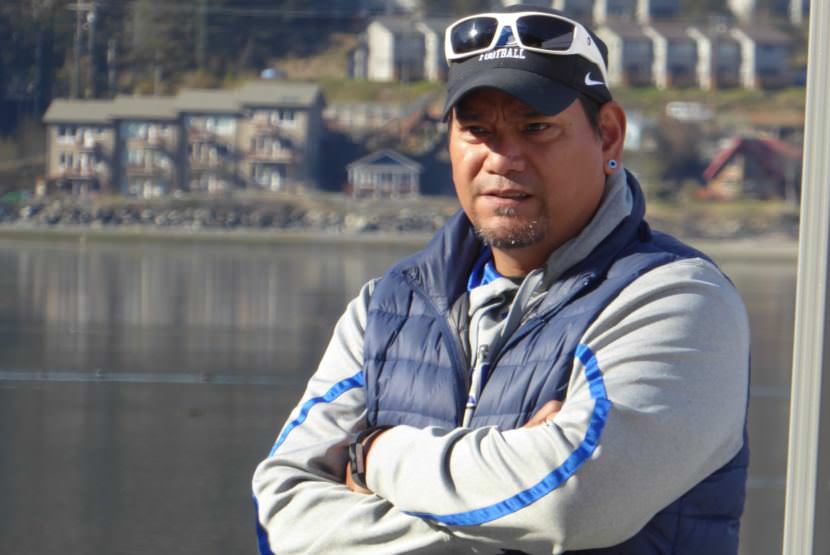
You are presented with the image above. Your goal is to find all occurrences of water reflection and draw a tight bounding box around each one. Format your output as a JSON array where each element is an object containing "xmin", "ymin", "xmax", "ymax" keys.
[
  {"xmin": 4, "ymin": 241, "xmax": 405, "ymax": 381},
  {"xmin": 0, "ymin": 239, "xmax": 799, "ymax": 555}
]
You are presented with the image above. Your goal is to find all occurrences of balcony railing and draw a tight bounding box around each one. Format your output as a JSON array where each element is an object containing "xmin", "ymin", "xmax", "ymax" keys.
[
  {"xmin": 245, "ymin": 149, "xmax": 295, "ymax": 163},
  {"xmin": 126, "ymin": 164, "xmax": 174, "ymax": 177}
]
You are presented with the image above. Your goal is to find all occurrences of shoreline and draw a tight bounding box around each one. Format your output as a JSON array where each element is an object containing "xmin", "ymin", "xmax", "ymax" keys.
[
  {"xmin": 0, "ymin": 223, "xmax": 434, "ymax": 249},
  {"xmin": 0, "ymin": 223, "xmax": 798, "ymax": 262}
]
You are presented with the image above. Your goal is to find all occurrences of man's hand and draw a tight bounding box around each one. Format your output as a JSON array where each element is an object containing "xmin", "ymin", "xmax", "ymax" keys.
[
  {"xmin": 345, "ymin": 460, "xmax": 372, "ymax": 494},
  {"xmin": 523, "ymin": 400, "xmax": 563, "ymax": 428}
]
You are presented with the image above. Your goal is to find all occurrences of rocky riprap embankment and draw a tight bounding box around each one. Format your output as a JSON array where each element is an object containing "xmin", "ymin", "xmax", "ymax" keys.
[{"xmin": 3, "ymin": 198, "xmax": 452, "ymax": 234}]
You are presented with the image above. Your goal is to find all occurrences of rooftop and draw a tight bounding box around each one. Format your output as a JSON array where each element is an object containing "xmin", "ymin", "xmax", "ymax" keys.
[
  {"xmin": 175, "ymin": 89, "xmax": 242, "ymax": 114},
  {"xmin": 110, "ymin": 95, "xmax": 179, "ymax": 120},
  {"xmin": 236, "ymin": 80, "xmax": 322, "ymax": 107},
  {"xmin": 43, "ymin": 99, "xmax": 115, "ymax": 124}
]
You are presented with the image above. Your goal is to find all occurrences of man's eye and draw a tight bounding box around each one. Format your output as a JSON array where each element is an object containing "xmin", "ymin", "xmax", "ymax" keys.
[
  {"xmin": 462, "ymin": 126, "xmax": 489, "ymax": 137},
  {"xmin": 525, "ymin": 122, "xmax": 549, "ymax": 133}
]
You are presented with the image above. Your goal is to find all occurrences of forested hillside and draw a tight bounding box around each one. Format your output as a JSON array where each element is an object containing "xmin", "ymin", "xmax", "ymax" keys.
[{"xmin": 0, "ymin": 0, "xmax": 801, "ymax": 134}]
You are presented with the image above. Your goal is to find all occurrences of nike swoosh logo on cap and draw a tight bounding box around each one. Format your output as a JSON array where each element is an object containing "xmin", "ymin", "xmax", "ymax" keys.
[{"xmin": 584, "ymin": 73, "xmax": 605, "ymax": 87}]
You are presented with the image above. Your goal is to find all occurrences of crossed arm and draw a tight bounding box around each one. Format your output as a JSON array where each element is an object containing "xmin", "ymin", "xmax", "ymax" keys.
[
  {"xmin": 345, "ymin": 400, "xmax": 563, "ymax": 495},
  {"xmin": 252, "ymin": 258, "xmax": 750, "ymax": 554}
]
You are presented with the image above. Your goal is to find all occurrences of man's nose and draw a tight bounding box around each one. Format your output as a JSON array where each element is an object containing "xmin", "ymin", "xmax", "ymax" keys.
[{"xmin": 482, "ymin": 140, "xmax": 525, "ymax": 175}]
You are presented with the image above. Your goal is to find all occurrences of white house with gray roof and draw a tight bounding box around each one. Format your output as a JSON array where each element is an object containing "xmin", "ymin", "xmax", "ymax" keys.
[
  {"xmin": 643, "ymin": 22, "xmax": 698, "ymax": 88},
  {"xmin": 594, "ymin": 0, "xmax": 636, "ymax": 23},
  {"xmin": 550, "ymin": 0, "xmax": 595, "ymax": 21},
  {"xmin": 361, "ymin": 16, "xmax": 451, "ymax": 83},
  {"xmin": 42, "ymin": 80, "xmax": 324, "ymax": 196},
  {"xmin": 635, "ymin": 0, "xmax": 679, "ymax": 21},
  {"xmin": 595, "ymin": 22, "xmax": 654, "ymax": 86},
  {"xmin": 728, "ymin": 0, "xmax": 808, "ymax": 25},
  {"xmin": 347, "ymin": 149, "xmax": 421, "ymax": 198},
  {"xmin": 730, "ymin": 25, "xmax": 792, "ymax": 89},
  {"xmin": 592, "ymin": 0, "xmax": 680, "ymax": 23},
  {"xmin": 367, "ymin": 17, "xmax": 427, "ymax": 82},
  {"xmin": 416, "ymin": 18, "xmax": 452, "ymax": 82},
  {"xmin": 687, "ymin": 25, "xmax": 742, "ymax": 90}
]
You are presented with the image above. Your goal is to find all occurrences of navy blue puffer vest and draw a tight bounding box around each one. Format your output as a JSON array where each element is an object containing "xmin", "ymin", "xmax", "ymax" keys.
[{"xmin": 363, "ymin": 174, "xmax": 748, "ymax": 554}]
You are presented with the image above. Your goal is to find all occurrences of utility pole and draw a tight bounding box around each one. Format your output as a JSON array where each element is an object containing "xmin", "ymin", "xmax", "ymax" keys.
[
  {"xmin": 67, "ymin": 1, "xmax": 97, "ymax": 99},
  {"xmin": 32, "ymin": 0, "xmax": 53, "ymax": 113},
  {"xmin": 86, "ymin": 4, "xmax": 96, "ymax": 98},
  {"xmin": 197, "ymin": 0, "xmax": 207, "ymax": 71},
  {"xmin": 71, "ymin": 2, "xmax": 82, "ymax": 98},
  {"xmin": 107, "ymin": 39, "xmax": 117, "ymax": 97},
  {"xmin": 153, "ymin": 49, "xmax": 162, "ymax": 96}
]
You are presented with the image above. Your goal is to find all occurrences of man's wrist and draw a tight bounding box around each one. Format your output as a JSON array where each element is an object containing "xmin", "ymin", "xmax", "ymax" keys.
[{"xmin": 348, "ymin": 426, "xmax": 391, "ymax": 490}]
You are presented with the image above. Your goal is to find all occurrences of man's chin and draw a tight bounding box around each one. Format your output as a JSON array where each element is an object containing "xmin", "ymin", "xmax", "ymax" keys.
[{"xmin": 475, "ymin": 220, "xmax": 546, "ymax": 250}]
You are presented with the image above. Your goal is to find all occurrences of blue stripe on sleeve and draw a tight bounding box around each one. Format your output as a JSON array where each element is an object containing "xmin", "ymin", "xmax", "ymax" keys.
[
  {"xmin": 405, "ymin": 344, "xmax": 610, "ymax": 526},
  {"xmin": 268, "ymin": 370, "xmax": 365, "ymax": 457},
  {"xmin": 253, "ymin": 496, "xmax": 277, "ymax": 555}
]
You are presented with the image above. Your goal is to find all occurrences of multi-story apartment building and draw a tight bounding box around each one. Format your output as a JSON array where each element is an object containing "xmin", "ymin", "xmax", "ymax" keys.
[
  {"xmin": 43, "ymin": 100, "xmax": 116, "ymax": 194},
  {"xmin": 42, "ymin": 81, "xmax": 324, "ymax": 195},
  {"xmin": 176, "ymin": 89, "xmax": 243, "ymax": 193},
  {"xmin": 110, "ymin": 96, "xmax": 181, "ymax": 197},
  {"xmin": 235, "ymin": 81, "xmax": 324, "ymax": 192}
]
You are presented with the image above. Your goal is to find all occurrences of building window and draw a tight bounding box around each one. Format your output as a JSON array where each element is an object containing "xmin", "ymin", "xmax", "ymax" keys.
[
  {"xmin": 127, "ymin": 149, "xmax": 145, "ymax": 167},
  {"xmin": 59, "ymin": 152, "xmax": 74, "ymax": 168},
  {"xmin": 57, "ymin": 125, "xmax": 77, "ymax": 144},
  {"xmin": 206, "ymin": 116, "xmax": 236, "ymax": 136},
  {"xmin": 270, "ymin": 109, "xmax": 296, "ymax": 126}
]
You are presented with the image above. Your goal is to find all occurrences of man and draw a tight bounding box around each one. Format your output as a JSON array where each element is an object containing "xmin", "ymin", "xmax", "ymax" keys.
[{"xmin": 253, "ymin": 5, "xmax": 749, "ymax": 554}]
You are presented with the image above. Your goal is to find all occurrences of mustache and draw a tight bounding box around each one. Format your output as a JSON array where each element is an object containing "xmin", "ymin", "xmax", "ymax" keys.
[{"xmin": 475, "ymin": 178, "xmax": 533, "ymax": 196}]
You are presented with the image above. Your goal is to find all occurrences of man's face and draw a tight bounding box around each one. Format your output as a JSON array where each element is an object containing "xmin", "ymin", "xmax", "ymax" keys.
[{"xmin": 449, "ymin": 88, "xmax": 608, "ymax": 268}]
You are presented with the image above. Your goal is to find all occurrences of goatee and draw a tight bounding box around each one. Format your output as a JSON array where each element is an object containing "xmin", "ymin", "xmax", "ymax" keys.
[{"xmin": 475, "ymin": 207, "xmax": 546, "ymax": 250}]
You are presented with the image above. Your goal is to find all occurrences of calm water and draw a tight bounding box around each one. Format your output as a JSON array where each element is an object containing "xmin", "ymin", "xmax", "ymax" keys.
[{"xmin": 0, "ymin": 237, "xmax": 797, "ymax": 554}]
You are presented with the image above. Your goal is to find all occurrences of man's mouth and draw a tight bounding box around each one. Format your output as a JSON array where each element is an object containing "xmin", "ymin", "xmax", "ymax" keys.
[
  {"xmin": 488, "ymin": 190, "xmax": 530, "ymax": 199},
  {"xmin": 481, "ymin": 189, "xmax": 532, "ymax": 206}
]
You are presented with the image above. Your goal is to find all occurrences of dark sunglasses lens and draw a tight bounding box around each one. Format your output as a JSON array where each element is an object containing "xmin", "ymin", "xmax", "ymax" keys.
[
  {"xmin": 450, "ymin": 17, "xmax": 498, "ymax": 55},
  {"xmin": 516, "ymin": 15, "xmax": 574, "ymax": 50}
]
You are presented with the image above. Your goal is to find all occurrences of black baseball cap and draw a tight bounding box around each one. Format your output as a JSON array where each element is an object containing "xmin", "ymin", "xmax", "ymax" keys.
[{"xmin": 442, "ymin": 4, "xmax": 612, "ymax": 119}]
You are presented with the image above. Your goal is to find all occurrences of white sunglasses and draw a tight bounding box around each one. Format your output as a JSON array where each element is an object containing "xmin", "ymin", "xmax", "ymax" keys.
[{"xmin": 444, "ymin": 11, "xmax": 609, "ymax": 84}]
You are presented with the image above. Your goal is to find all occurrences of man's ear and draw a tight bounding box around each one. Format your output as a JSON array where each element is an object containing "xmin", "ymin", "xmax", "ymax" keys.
[{"xmin": 598, "ymin": 101, "xmax": 626, "ymax": 174}]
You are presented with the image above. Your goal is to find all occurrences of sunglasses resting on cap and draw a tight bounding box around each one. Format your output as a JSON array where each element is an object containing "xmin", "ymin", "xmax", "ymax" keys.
[{"xmin": 444, "ymin": 10, "xmax": 609, "ymax": 84}]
